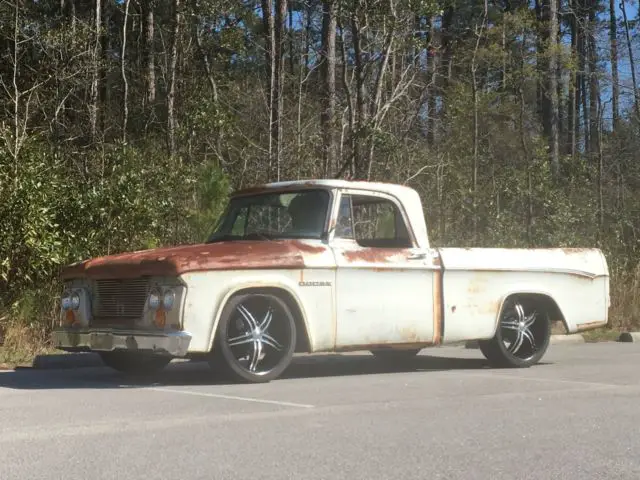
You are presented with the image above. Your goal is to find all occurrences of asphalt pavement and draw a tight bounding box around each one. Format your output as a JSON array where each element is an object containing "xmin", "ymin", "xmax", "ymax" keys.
[{"xmin": 1, "ymin": 342, "xmax": 639, "ymax": 480}]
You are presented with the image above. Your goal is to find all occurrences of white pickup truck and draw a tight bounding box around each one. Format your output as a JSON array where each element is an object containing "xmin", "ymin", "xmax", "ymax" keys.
[{"xmin": 52, "ymin": 180, "xmax": 610, "ymax": 382}]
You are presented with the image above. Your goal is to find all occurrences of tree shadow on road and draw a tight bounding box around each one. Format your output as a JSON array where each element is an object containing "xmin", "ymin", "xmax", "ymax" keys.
[{"xmin": 0, "ymin": 351, "xmax": 552, "ymax": 391}]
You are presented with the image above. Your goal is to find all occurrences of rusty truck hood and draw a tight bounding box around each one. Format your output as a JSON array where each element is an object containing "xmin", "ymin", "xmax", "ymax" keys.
[{"xmin": 61, "ymin": 240, "xmax": 327, "ymax": 280}]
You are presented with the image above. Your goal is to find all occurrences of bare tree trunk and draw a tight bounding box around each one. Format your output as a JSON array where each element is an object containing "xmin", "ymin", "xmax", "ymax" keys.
[
  {"xmin": 288, "ymin": 1, "xmax": 294, "ymax": 76},
  {"xmin": 89, "ymin": 0, "xmax": 101, "ymax": 143},
  {"xmin": 620, "ymin": 0, "xmax": 640, "ymax": 121},
  {"xmin": 567, "ymin": 0, "xmax": 577, "ymax": 155},
  {"xmin": 261, "ymin": 0, "xmax": 275, "ymax": 179},
  {"xmin": 597, "ymin": 95, "xmax": 604, "ymax": 234},
  {"xmin": 8, "ymin": 0, "xmax": 21, "ymax": 165},
  {"xmin": 167, "ymin": 0, "xmax": 180, "ymax": 156},
  {"xmin": 273, "ymin": 0, "xmax": 287, "ymax": 181},
  {"xmin": 352, "ymin": 3, "xmax": 366, "ymax": 179},
  {"xmin": 121, "ymin": 0, "xmax": 130, "ymax": 143},
  {"xmin": 193, "ymin": 18, "xmax": 219, "ymax": 103},
  {"xmin": 143, "ymin": 0, "xmax": 156, "ymax": 108},
  {"xmin": 549, "ymin": 0, "xmax": 560, "ymax": 176},
  {"xmin": 609, "ymin": 0, "xmax": 619, "ymax": 130},
  {"xmin": 320, "ymin": 0, "xmax": 337, "ymax": 177},
  {"xmin": 588, "ymin": 2, "xmax": 599, "ymax": 154},
  {"xmin": 366, "ymin": 0, "xmax": 396, "ymax": 180},
  {"xmin": 304, "ymin": 4, "xmax": 312, "ymax": 76},
  {"xmin": 338, "ymin": 17, "xmax": 355, "ymax": 178},
  {"xmin": 470, "ymin": 0, "xmax": 488, "ymax": 244}
]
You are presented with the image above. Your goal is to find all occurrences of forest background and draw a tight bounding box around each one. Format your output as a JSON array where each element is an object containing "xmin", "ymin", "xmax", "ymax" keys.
[{"xmin": 1, "ymin": 0, "xmax": 639, "ymax": 361}]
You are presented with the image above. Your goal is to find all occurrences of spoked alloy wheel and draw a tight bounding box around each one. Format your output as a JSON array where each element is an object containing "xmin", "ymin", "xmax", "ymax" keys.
[
  {"xmin": 479, "ymin": 296, "xmax": 551, "ymax": 368},
  {"xmin": 212, "ymin": 293, "xmax": 297, "ymax": 383}
]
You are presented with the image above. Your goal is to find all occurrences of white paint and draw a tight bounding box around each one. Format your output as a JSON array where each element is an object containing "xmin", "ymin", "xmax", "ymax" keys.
[
  {"xmin": 149, "ymin": 387, "xmax": 315, "ymax": 408},
  {"xmin": 55, "ymin": 180, "xmax": 611, "ymax": 363},
  {"xmin": 438, "ymin": 247, "xmax": 609, "ymax": 342},
  {"xmin": 332, "ymin": 239, "xmax": 438, "ymax": 347}
]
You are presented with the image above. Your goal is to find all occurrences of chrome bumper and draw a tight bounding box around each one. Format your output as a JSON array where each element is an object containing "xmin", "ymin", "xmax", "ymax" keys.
[{"xmin": 51, "ymin": 329, "xmax": 192, "ymax": 357}]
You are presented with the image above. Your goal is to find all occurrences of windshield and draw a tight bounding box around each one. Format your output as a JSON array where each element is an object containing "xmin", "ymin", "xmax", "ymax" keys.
[{"xmin": 207, "ymin": 189, "xmax": 331, "ymax": 242}]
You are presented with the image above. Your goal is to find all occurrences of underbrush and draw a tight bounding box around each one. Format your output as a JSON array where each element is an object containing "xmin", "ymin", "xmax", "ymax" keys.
[
  {"xmin": 608, "ymin": 265, "xmax": 640, "ymax": 332},
  {"xmin": 0, "ymin": 287, "xmax": 60, "ymax": 367}
]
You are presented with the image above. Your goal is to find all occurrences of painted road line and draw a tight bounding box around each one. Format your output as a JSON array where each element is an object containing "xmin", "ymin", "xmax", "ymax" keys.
[{"xmin": 149, "ymin": 386, "xmax": 315, "ymax": 409}]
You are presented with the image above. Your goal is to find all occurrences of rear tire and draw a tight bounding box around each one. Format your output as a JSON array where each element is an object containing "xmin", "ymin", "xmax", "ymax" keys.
[
  {"xmin": 98, "ymin": 351, "xmax": 172, "ymax": 375},
  {"xmin": 210, "ymin": 293, "xmax": 297, "ymax": 383},
  {"xmin": 478, "ymin": 296, "xmax": 551, "ymax": 368}
]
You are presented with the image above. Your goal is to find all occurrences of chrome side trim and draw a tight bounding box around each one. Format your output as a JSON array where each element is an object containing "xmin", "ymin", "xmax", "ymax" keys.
[{"xmin": 51, "ymin": 329, "xmax": 192, "ymax": 357}]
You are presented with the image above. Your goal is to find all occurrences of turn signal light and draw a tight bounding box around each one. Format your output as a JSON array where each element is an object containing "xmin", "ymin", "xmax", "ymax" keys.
[
  {"xmin": 64, "ymin": 309, "xmax": 76, "ymax": 326},
  {"xmin": 154, "ymin": 309, "xmax": 166, "ymax": 328}
]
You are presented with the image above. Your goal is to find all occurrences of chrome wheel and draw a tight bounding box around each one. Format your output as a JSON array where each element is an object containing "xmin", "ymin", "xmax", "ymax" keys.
[
  {"xmin": 499, "ymin": 300, "xmax": 541, "ymax": 360},
  {"xmin": 479, "ymin": 296, "xmax": 551, "ymax": 368},
  {"xmin": 213, "ymin": 293, "xmax": 297, "ymax": 382}
]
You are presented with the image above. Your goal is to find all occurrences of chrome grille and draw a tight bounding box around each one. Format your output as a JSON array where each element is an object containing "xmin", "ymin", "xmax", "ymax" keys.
[{"xmin": 94, "ymin": 278, "xmax": 149, "ymax": 320}]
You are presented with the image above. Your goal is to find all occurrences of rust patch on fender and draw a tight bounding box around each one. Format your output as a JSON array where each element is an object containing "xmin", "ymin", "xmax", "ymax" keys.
[
  {"xmin": 61, "ymin": 240, "xmax": 330, "ymax": 280},
  {"xmin": 292, "ymin": 242, "xmax": 326, "ymax": 254},
  {"xmin": 343, "ymin": 248, "xmax": 406, "ymax": 263}
]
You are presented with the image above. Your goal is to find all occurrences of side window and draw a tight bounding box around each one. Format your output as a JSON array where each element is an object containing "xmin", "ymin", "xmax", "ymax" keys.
[
  {"xmin": 335, "ymin": 194, "xmax": 412, "ymax": 248},
  {"xmin": 335, "ymin": 196, "xmax": 354, "ymax": 238}
]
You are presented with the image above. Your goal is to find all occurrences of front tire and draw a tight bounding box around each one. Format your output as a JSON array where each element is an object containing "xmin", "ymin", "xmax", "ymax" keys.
[
  {"xmin": 211, "ymin": 293, "xmax": 297, "ymax": 383},
  {"xmin": 478, "ymin": 296, "xmax": 551, "ymax": 368},
  {"xmin": 98, "ymin": 351, "xmax": 172, "ymax": 375}
]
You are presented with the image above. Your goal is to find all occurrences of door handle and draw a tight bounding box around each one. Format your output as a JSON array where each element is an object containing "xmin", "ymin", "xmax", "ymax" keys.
[{"xmin": 408, "ymin": 252, "xmax": 427, "ymax": 260}]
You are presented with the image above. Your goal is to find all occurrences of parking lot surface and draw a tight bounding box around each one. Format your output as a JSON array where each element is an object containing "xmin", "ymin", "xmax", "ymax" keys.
[{"xmin": 1, "ymin": 342, "xmax": 639, "ymax": 479}]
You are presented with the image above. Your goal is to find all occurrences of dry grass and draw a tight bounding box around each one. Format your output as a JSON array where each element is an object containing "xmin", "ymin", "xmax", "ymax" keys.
[
  {"xmin": 0, "ymin": 287, "xmax": 60, "ymax": 368},
  {"xmin": 0, "ymin": 323, "xmax": 55, "ymax": 368}
]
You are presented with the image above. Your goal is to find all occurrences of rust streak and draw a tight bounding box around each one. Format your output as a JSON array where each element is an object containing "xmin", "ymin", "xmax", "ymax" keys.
[
  {"xmin": 575, "ymin": 320, "xmax": 607, "ymax": 332},
  {"xmin": 343, "ymin": 248, "xmax": 406, "ymax": 263},
  {"xmin": 61, "ymin": 240, "xmax": 329, "ymax": 280},
  {"xmin": 433, "ymin": 269, "xmax": 442, "ymax": 345},
  {"xmin": 333, "ymin": 342, "xmax": 433, "ymax": 352}
]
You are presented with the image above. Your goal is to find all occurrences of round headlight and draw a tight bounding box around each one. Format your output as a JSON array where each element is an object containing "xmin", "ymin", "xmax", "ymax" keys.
[
  {"xmin": 61, "ymin": 295, "xmax": 72, "ymax": 311},
  {"xmin": 148, "ymin": 290, "xmax": 161, "ymax": 310},
  {"xmin": 71, "ymin": 292, "xmax": 81, "ymax": 310},
  {"xmin": 162, "ymin": 290, "xmax": 175, "ymax": 311}
]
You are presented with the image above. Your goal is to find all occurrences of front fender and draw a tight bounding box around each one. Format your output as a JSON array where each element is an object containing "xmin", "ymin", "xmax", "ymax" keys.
[{"xmin": 204, "ymin": 273, "xmax": 312, "ymax": 353}]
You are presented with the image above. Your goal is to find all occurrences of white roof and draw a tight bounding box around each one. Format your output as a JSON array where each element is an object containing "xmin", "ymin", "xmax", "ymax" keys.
[{"xmin": 232, "ymin": 179, "xmax": 430, "ymax": 248}]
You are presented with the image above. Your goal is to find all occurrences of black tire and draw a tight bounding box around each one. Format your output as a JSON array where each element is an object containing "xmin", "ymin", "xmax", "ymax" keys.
[
  {"xmin": 98, "ymin": 351, "xmax": 172, "ymax": 375},
  {"xmin": 210, "ymin": 292, "xmax": 297, "ymax": 383},
  {"xmin": 370, "ymin": 348, "xmax": 421, "ymax": 361},
  {"xmin": 478, "ymin": 296, "xmax": 551, "ymax": 368}
]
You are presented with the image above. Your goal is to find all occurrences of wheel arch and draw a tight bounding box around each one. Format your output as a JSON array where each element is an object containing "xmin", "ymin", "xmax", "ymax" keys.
[
  {"xmin": 207, "ymin": 284, "xmax": 312, "ymax": 354},
  {"xmin": 494, "ymin": 291, "xmax": 567, "ymax": 334}
]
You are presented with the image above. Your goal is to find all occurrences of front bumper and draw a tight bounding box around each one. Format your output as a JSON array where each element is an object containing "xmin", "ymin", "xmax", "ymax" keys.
[{"xmin": 51, "ymin": 329, "xmax": 192, "ymax": 357}]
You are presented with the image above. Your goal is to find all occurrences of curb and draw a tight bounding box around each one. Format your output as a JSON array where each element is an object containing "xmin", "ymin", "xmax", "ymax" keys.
[
  {"xmin": 617, "ymin": 332, "xmax": 640, "ymax": 343},
  {"xmin": 464, "ymin": 334, "xmax": 585, "ymax": 350},
  {"xmin": 549, "ymin": 333, "xmax": 585, "ymax": 344},
  {"xmin": 31, "ymin": 353, "xmax": 103, "ymax": 370}
]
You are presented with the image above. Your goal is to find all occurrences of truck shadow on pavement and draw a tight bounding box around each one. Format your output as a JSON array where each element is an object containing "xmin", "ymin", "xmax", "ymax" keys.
[{"xmin": 0, "ymin": 352, "xmax": 552, "ymax": 391}]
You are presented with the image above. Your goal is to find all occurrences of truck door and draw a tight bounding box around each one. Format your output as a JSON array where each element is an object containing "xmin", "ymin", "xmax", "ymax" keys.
[{"xmin": 330, "ymin": 190, "xmax": 441, "ymax": 348}]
